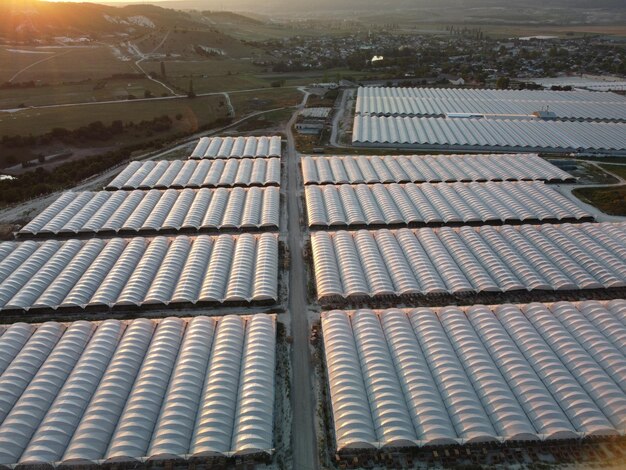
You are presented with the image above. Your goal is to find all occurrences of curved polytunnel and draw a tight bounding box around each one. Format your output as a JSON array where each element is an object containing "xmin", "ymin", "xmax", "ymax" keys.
[
  {"xmin": 522, "ymin": 303, "xmax": 626, "ymax": 429},
  {"xmin": 334, "ymin": 232, "xmax": 368, "ymax": 298},
  {"xmin": 409, "ymin": 309, "xmax": 498, "ymax": 443},
  {"xmin": 33, "ymin": 239, "xmax": 105, "ymax": 309},
  {"xmin": 231, "ymin": 315, "xmax": 276, "ymax": 455},
  {"xmin": 304, "ymin": 181, "xmax": 585, "ymax": 228},
  {"xmin": 0, "ymin": 314, "xmax": 277, "ymax": 467},
  {"xmin": 0, "ymin": 240, "xmax": 61, "ymax": 309},
  {"xmin": 494, "ymin": 304, "xmax": 617, "ymax": 436},
  {"xmin": 352, "ymin": 310, "xmax": 417, "ymax": 446},
  {"xmin": 0, "ymin": 235, "xmax": 279, "ymax": 311},
  {"xmin": 466, "ymin": 305, "xmax": 577, "ymax": 440},
  {"xmin": 0, "ymin": 323, "xmax": 34, "ymax": 376},
  {"xmin": 0, "ymin": 322, "xmax": 65, "ymax": 424},
  {"xmin": 549, "ymin": 302, "xmax": 626, "ymax": 394},
  {"xmin": 438, "ymin": 307, "xmax": 538, "ymax": 441},
  {"xmin": 252, "ymin": 233, "xmax": 279, "ymax": 301},
  {"xmin": 352, "ymin": 115, "xmax": 626, "ymax": 152},
  {"xmin": 356, "ymin": 86, "xmax": 626, "ymax": 121},
  {"xmin": 4, "ymin": 239, "xmax": 84, "ymax": 310},
  {"xmin": 19, "ymin": 320, "xmax": 125, "ymax": 464},
  {"xmin": 189, "ymin": 136, "xmax": 281, "ymax": 159},
  {"xmin": 579, "ymin": 300, "xmax": 626, "ymax": 357},
  {"xmin": 190, "ymin": 316, "xmax": 245, "ymax": 456},
  {"xmin": 0, "ymin": 321, "xmax": 94, "ymax": 465},
  {"xmin": 353, "ymin": 231, "xmax": 394, "ymax": 296},
  {"xmin": 62, "ymin": 318, "xmax": 155, "ymax": 463},
  {"xmin": 20, "ymin": 188, "xmax": 280, "ymax": 237},
  {"xmin": 379, "ymin": 311, "xmax": 457, "ymax": 445},
  {"xmin": 225, "ymin": 234, "xmax": 256, "ymax": 302},
  {"xmin": 322, "ymin": 303, "xmax": 626, "ymax": 450},
  {"xmin": 322, "ymin": 312, "xmax": 377, "ymax": 450},
  {"xmin": 148, "ymin": 317, "xmax": 216, "ymax": 459},
  {"xmin": 311, "ymin": 223, "xmax": 626, "ymax": 301}
]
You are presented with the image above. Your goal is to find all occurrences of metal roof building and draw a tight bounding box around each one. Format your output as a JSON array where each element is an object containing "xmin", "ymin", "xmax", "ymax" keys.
[
  {"xmin": 322, "ymin": 301, "xmax": 626, "ymax": 450},
  {"xmin": 311, "ymin": 223, "xmax": 626, "ymax": 301},
  {"xmin": 305, "ymin": 182, "xmax": 590, "ymax": 228},
  {"xmin": 302, "ymin": 154, "xmax": 574, "ymax": 185},
  {"xmin": 107, "ymin": 158, "xmax": 281, "ymax": 190},
  {"xmin": 356, "ymin": 87, "xmax": 626, "ymax": 121},
  {"xmin": 0, "ymin": 233, "xmax": 278, "ymax": 311},
  {"xmin": 0, "ymin": 314, "xmax": 275, "ymax": 464},
  {"xmin": 352, "ymin": 115, "xmax": 626, "ymax": 154},
  {"xmin": 190, "ymin": 136, "xmax": 282, "ymax": 159},
  {"xmin": 19, "ymin": 188, "xmax": 280, "ymax": 237},
  {"xmin": 528, "ymin": 77, "xmax": 626, "ymax": 93},
  {"xmin": 300, "ymin": 107, "xmax": 332, "ymax": 119}
]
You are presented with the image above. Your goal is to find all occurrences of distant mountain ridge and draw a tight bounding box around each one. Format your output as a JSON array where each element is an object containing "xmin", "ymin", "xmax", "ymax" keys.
[
  {"xmin": 140, "ymin": 0, "xmax": 626, "ymax": 12},
  {"xmin": 0, "ymin": 1, "xmax": 213, "ymax": 40},
  {"xmin": 1, "ymin": 0, "xmax": 623, "ymax": 41}
]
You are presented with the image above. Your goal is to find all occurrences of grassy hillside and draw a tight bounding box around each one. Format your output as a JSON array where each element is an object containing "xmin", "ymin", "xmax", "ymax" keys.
[{"xmin": 0, "ymin": 1, "xmax": 204, "ymax": 40}]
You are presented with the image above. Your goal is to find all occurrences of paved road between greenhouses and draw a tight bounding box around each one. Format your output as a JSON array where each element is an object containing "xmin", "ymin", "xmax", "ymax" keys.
[{"xmin": 285, "ymin": 92, "xmax": 319, "ymax": 470}]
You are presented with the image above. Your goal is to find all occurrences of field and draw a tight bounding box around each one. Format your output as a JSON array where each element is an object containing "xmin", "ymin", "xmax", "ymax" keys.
[
  {"xmin": 366, "ymin": 22, "xmax": 626, "ymax": 39},
  {"xmin": 0, "ymin": 95, "xmax": 227, "ymax": 137},
  {"xmin": 229, "ymin": 87, "xmax": 303, "ymax": 117},
  {"xmin": 234, "ymin": 108, "xmax": 294, "ymax": 133},
  {"xmin": 134, "ymin": 29, "xmax": 266, "ymax": 59},
  {"xmin": 600, "ymin": 164, "xmax": 626, "ymax": 180},
  {"xmin": 0, "ymin": 45, "xmax": 137, "ymax": 83},
  {"xmin": 0, "ymin": 79, "xmax": 171, "ymax": 109},
  {"xmin": 573, "ymin": 185, "xmax": 626, "ymax": 216}
]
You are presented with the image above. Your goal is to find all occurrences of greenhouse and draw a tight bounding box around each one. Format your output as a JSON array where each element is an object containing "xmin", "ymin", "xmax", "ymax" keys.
[
  {"xmin": 19, "ymin": 188, "xmax": 280, "ymax": 236},
  {"xmin": 107, "ymin": 158, "xmax": 281, "ymax": 190},
  {"xmin": 0, "ymin": 233, "xmax": 278, "ymax": 311},
  {"xmin": 301, "ymin": 154, "xmax": 574, "ymax": 185},
  {"xmin": 190, "ymin": 136, "xmax": 282, "ymax": 159},
  {"xmin": 356, "ymin": 86, "xmax": 626, "ymax": 121},
  {"xmin": 0, "ymin": 314, "xmax": 275, "ymax": 464},
  {"xmin": 352, "ymin": 115, "xmax": 626, "ymax": 154},
  {"xmin": 311, "ymin": 223, "xmax": 626, "ymax": 300},
  {"xmin": 305, "ymin": 182, "xmax": 590, "ymax": 228},
  {"xmin": 322, "ymin": 301, "xmax": 626, "ymax": 450}
]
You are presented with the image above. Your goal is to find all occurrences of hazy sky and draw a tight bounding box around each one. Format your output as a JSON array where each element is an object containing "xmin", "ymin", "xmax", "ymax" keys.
[{"xmin": 46, "ymin": 0, "xmax": 167, "ymax": 2}]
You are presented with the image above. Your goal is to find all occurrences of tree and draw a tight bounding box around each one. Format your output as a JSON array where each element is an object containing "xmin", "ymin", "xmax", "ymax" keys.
[{"xmin": 496, "ymin": 76, "xmax": 510, "ymax": 89}]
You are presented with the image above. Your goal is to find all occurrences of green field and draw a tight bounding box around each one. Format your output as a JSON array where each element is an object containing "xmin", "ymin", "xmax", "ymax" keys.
[
  {"xmin": 573, "ymin": 185, "xmax": 626, "ymax": 216},
  {"xmin": 600, "ymin": 164, "xmax": 626, "ymax": 181},
  {"xmin": 229, "ymin": 88, "xmax": 303, "ymax": 117},
  {"xmin": 0, "ymin": 78, "xmax": 172, "ymax": 109},
  {"xmin": 0, "ymin": 45, "xmax": 137, "ymax": 83},
  {"xmin": 0, "ymin": 95, "xmax": 227, "ymax": 137}
]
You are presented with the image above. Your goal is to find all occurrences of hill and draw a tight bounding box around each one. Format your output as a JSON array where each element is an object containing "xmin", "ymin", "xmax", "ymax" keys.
[{"xmin": 0, "ymin": 1, "xmax": 205, "ymax": 41}]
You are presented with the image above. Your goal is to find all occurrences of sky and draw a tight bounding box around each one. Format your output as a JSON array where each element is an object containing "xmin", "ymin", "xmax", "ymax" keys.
[
  {"xmin": 51, "ymin": 1, "xmax": 161, "ymax": 2},
  {"xmin": 46, "ymin": 0, "xmax": 167, "ymax": 2}
]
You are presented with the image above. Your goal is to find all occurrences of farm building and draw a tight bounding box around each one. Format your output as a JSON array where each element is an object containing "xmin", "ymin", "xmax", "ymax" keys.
[
  {"xmin": 322, "ymin": 301, "xmax": 626, "ymax": 451},
  {"xmin": 107, "ymin": 158, "xmax": 281, "ymax": 190},
  {"xmin": 352, "ymin": 115, "xmax": 626, "ymax": 155},
  {"xmin": 311, "ymin": 223, "xmax": 626, "ymax": 301},
  {"xmin": 301, "ymin": 153, "xmax": 574, "ymax": 185},
  {"xmin": 355, "ymin": 86, "xmax": 626, "ymax": 121},
  {"xmin": 304, "ymin": 181, "xmax": 591, "ymax": 228},
  {"xmin": 0, "ymin": 233, "xmax": 278, "ymax": 311},
  {"xmin": 190, "ymin": 136, "xmax": 282, "ymax": 159},
  {"xmin": 0, "ymin": 314, "xmax": 275, "ymax": 464},
  {"xmin": 19, "ymin": 187, "xmax": 280, "ymax": 236}
]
